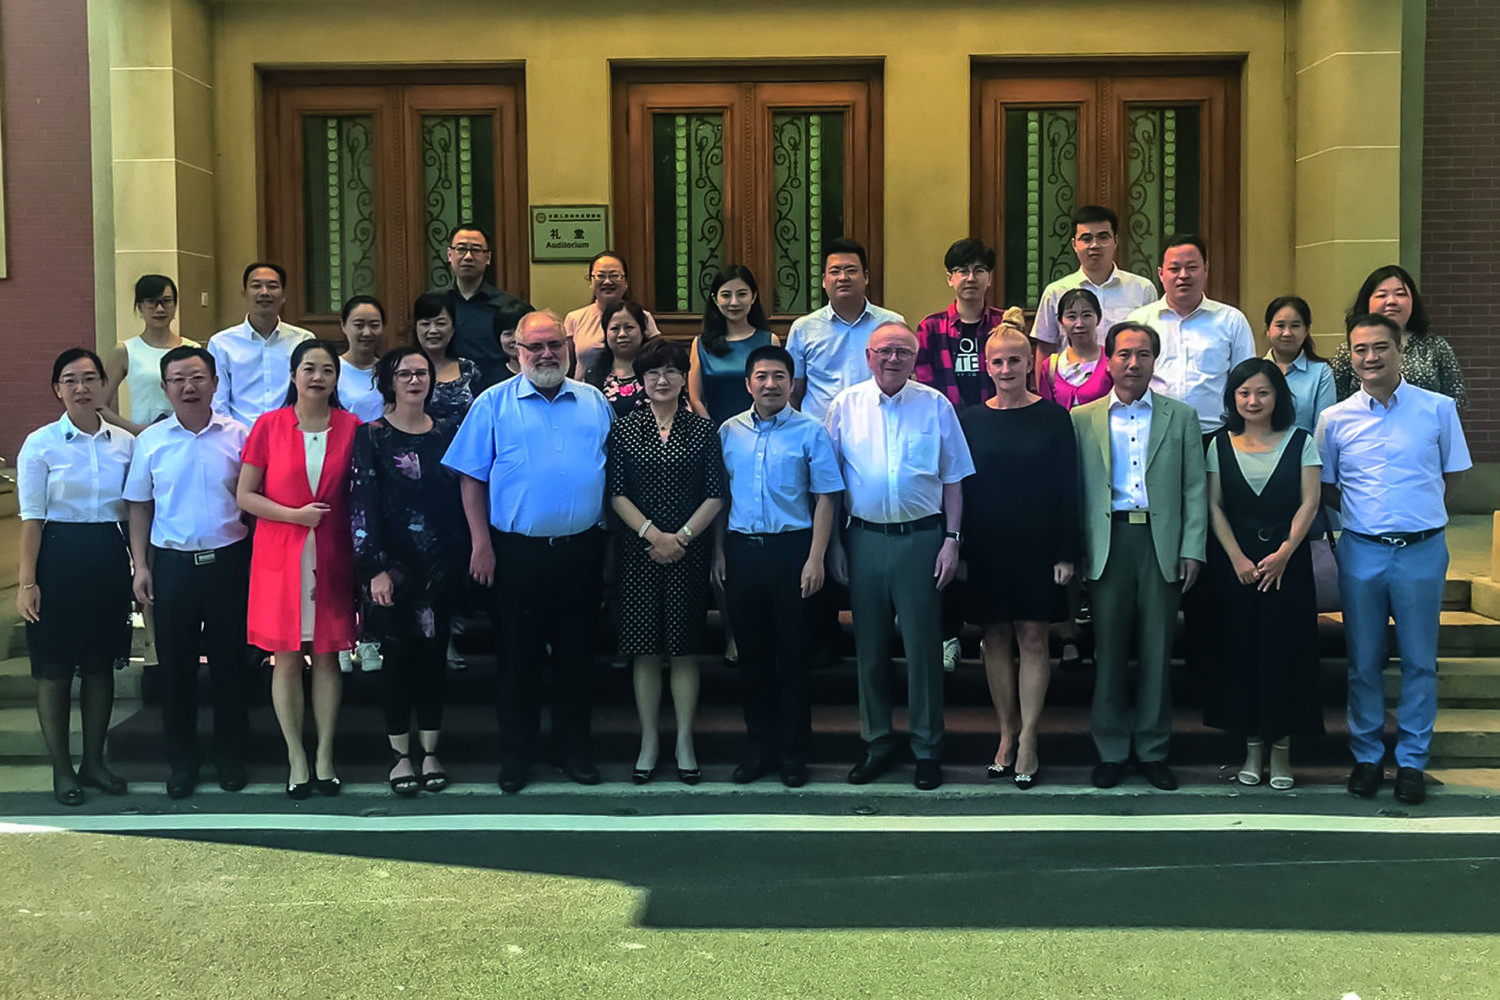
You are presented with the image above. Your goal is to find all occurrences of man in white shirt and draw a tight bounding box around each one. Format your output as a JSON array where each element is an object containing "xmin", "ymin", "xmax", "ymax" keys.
[
  {"xmin": 1071, "ymin": 323, "xmax": 1207, "ymax": 791},
  {"xmin": 1032, "ymin": 206, "xmax": 1158, "ymax": 370},
  {"xmin": 125, "ymin": 346, "xmax": 252, "ymax": 798},
  {"xmin": 207, "ymin": 262, "xmax": 313, "ymax": 428},
  {"xmin": 825, "ymin": 323, "xmax": 975, "ymax": 791},
  {"xmin": 1126, "ymin": 235, "xmax": 1256, "ymax": 439},
  {"xmin": 1318, "ymin": 314, "xmax": 1471, "ymax": 805},
  {"xmin": 787, "ymin": 238, "xmax": 905, "ymax": 422}
]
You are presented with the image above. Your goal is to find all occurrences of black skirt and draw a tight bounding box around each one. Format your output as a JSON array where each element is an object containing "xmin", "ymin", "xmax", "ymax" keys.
[{"xmin": 26, "ymin": 521, "xmax": 133, "ymax": 680}]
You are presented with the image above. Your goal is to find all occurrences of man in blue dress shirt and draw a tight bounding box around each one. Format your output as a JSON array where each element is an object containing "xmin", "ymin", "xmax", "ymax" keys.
[
  {"xmin": 443, "ymin": 310, "xmax": 614, "ymax": 793},
  {"xmin": 1318, "ymin": 313, "xmax": 1471, "ymax": 805},
  {"xmin": 713, "ymin": 345, "xmax": 844, "ymax": 787}
]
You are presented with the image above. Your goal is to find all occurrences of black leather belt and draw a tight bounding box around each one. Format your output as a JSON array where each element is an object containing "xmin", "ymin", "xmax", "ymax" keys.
[
  {"xmin": 848, "ymin": 514, "xmax": 943, "ymax": 535},
  {"xmin": 497, "ymin": 527, "xmax": 598, "ymax": 547},
  {"xmin": 156, "ymin": 541, "xmax": 246, "ymax": 566},
  {"xmin": 729, "ymin": 529, "xmax": 811, "ymax": 548},
  {"xmin": 1345, "ymin": 527, "xmax": 1444, "ymax": 548},
  {"xmin": 1110, "ymin": 510, "xmax": 1150, "ymax": 523}
]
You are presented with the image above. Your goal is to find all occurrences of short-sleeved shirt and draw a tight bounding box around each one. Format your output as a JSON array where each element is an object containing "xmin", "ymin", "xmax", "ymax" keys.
[
  {"xmin": 1205, "ymin": 430, "xmax": 1320, "ymax": 495},
  {"xmin": 1316, "ymin": 380, "xmax": 1471, "ymax": 535},
  {"xmin": 1127, "ymin": 296, "xmax": 1257, "ymax": 434},
  {"xmin": 566, "ymin": 301, "xmax": 661, "ymax": 380},
  {"xmin": 785, "ymin": 300, "xmax": 906, "ymax": 421},
  {"xmin": 207, "ymin": 317, "xmax": 314, "ymax": 428},
  {"xmin": 1032, "ymin": 266, "xmax": 1159, "ymax": 347},
  {"xmin": 339, "ymin": 361, "xmax": 385, "ymax": 422},
  {"xmin": 441, "ymin": 375, "xmax": 613, "ymax": 537},
  {"xmin": 1269, "ymin": 351, "xmax": 1337, "ymax": 435},
  {"xmin": 824, "ymin": 379, "xmax": 975, "ymax": 524},
  {"xmin": 718, "ymin": 405, "xmax": 844, "ymax": 535},
  {"xmin": 124, "ymin": 413, "xmax": 250, "ymax": 551},
  {"xmin": 17, "ymin": 414, "xmax": 134, "ymax": 523}
]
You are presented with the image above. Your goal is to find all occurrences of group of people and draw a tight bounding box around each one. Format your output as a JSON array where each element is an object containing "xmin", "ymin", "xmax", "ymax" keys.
[{"xmin": 15, "ymin": 210, "xmax": 1470, "ymax": 808}]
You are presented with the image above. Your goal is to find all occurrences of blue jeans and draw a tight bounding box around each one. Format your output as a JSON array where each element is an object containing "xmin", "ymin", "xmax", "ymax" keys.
[{"xmin": 1339, "ymin": 531, "xmax": 1447, "ymax": 769}]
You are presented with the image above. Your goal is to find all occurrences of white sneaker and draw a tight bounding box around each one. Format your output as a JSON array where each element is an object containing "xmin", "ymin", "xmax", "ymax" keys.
[
  {"xmin": 355, "ymin": 641, "xmax": 382, "ymax": 672},
  {"xmin": 337, "ymin": 650, "xmax": 354, "ymax": 674},
  {"xmin": 942, "ymin": 637, "xmax": 961, "ymax": 673}
]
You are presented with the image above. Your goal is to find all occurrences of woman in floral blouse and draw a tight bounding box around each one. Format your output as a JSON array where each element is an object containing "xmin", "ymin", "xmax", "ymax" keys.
[
  {"xmin": 583, "ymin": 300, "xmax": 650, "ymax": 417},
  {"xmin": 350, "ymin": 345, "xmax": 469, "ymax": 796},
  {"xmin": 1330, "ymin": 264, "xmax": 1466, "ymax": 408}
]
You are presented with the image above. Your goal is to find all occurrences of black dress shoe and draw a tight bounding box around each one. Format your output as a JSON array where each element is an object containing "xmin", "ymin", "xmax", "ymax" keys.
[
  {"xmin": 166, "ymin": 771, "xmax": 197, "ymax": 800},
  {"xmin": 780, "ymin": 760, "xmax": 808, "ymax": 788},
  {"xmin": 78, "ymin": 768, "xmax": 128, "ymax": 796},
  {"xmin": 218, "ymin": 769, "xmax": 248, "ymax": 793},
  {"xmin": 53, "ymin": 779, "xmax": 84, "ymax": 807},
  {"xmin": 1091, "ymin": 760, "xmax": 1127, "ymax": 789},
  {"xmin": 1347, "ymin": 761, "xmax": 1383, "ymax": 798},
  {"xmin": 498, "ymin": 759, "xmax": 529, "ymax": 794},
  {"xmin": 1140, "ymin": 760, "xmax": 1178, "ymax": 791},
  {"xmin": 557, "ymin": 759, "xmax": 601, "ymax": 786},
  {"xmin": 1393, "ymin": 766, "xmax": 1426, "ymax": 804},
  {"xmin": 913, "ymin": 759, "xmax": 943, "ymax": 791},
  {"xmin": 847, "ymin": 753, "xmax": 895, "ymax": 785},
  {"xmin": 732, "ymin": 758, "xmax": 772, "ymax": 784}
]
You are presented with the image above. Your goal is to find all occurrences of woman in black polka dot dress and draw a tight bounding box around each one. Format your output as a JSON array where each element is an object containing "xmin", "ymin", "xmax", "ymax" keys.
[{"xmin": 607, "ymin": 337, "xmax": 726, "ymax": 786}]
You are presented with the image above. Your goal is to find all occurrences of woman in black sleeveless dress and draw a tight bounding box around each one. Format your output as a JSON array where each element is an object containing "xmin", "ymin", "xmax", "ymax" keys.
[{"xmin": 1203, "ymin": 359, "xmax": 1325, "ymax": 790}]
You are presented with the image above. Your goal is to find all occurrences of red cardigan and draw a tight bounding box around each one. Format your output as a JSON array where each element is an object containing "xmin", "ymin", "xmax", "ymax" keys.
[{"xmin": 242, "ymin": 406, "xmax": 360, "ymax": 653}]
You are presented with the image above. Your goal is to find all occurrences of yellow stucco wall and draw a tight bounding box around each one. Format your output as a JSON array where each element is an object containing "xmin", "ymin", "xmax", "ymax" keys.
[{"xmin": 204, "ymin": 0, "xmax": 1298, "ymax": 333}]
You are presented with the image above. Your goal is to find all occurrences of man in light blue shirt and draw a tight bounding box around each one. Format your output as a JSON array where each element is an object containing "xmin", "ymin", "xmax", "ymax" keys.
[
  {"xmin": 1318, "ymin": 313, "xmax": 1471, "ymax": 806},
  {"xmin": 713, "ymin": 344, "xmax": 843, "ymax": 787},
  {"xmin": 207, "ymin": 263, "xmax": 313, "ymax": 427},
  {"xmin": 443, "ymin": 310, "xmax": 614, "ymax": 794},
  {"xmin": 786, "ymin": 238, "xmax": 905, "ymax": 422}
]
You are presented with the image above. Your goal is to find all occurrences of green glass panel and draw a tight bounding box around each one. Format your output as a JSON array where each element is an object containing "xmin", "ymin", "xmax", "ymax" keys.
[
  {"xmin": 1123, "ymin": 105, "xmax": 1201, "ymax": 279},
  {"xmin": 771, "ymin": 111, "xmax": 845, "ymax": 315},
  {"xmin": 1002, "ymin": 107, "xmax": 1078, "ymax": 310},
  {"xmin": 302, "ymin": 115, "xmax": 377, "ymax": 313},
  {"xmin": 651, "ymin": 112, "xmax": 725, "ymax": 313},
  {"xmin": 422, "ymin": 114, "xmax": 497, "ymax": 291}
]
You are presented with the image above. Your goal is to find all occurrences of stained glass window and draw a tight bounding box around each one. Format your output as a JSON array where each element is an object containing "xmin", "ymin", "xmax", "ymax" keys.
[
  {"xmin": 770, "ymin": 112, "xmax": 845, "ymax": 316},
  {"xmin": 1002, "ymin": 108, "xmax": 1079, "ymax": 310},
  {"xmin": 1123, "ymin": 106, "xmax": 1201, "ymax": 278},
  {"xmin": 302, "ymin": 116, "xmax": 377, "ymax": 314},
  {"xmin": 651, "ymin": 113, "xmax": 726, "ymax": 313}
]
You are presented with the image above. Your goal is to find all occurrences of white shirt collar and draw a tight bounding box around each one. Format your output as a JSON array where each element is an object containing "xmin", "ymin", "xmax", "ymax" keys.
[
  {"xmin": 60, "ymin": 412, "xmax": 113, "ymax": 441},
  {"xmin": 1109, "ymin": 388, "xmax": 1154, "ymax": 410}
]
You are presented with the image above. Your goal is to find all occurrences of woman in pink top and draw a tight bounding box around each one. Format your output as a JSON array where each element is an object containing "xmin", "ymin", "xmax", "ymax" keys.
[{"xmin": 1037, "ymin": 288, "xmax": 1113, "ymax": 410}]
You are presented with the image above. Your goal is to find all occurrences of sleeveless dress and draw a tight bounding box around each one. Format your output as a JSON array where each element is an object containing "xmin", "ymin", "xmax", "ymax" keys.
[
  {"xmin": 124, "ymin": 335, "xmax": 201, "ymax": 423},
  {"xmin": 1202, "ymin": 429, "xmax": 1324, "ymax": 741},
  {"xmin": 697, "ymin": 329, "xmax": 773, "ymax": 426}
]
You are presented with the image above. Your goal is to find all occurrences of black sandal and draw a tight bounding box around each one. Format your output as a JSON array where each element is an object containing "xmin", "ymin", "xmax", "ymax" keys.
[
  {"xmin": 419, "ymin": 752, "xmax": 448, "ymax": 793},
  {"xmin": 388, "ymin": 749, "xmax": 420, "ymax": 797}
]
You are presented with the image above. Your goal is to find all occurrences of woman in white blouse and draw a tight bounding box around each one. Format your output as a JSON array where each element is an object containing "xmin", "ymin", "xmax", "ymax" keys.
[{"xmin": 15, "ymin": 349, "xmax": 136, "ymax": 806}]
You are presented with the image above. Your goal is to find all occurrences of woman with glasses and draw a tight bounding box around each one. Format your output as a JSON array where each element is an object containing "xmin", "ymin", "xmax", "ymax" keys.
[
  {"xmin": 607, "ymin": 337, "xmax": 726, "ymax": 785},
  {"xmin": 351, "ymin": 345, "xmax": 468, "ymax": 796},
  {"xmin": 565, "ymin": 251, "xmax": 660, "ymax": 379},
  {"xmin": 689, "ymin": 265, "xmax": 778, "ymax": 426},
  {"xmin": 103, "ymin": 274, "xmax": 199, "ymax": 433},
  {"xmin": 412, "ymin": 292, "xmax": 480, "ymax": 422},
  {"xmin": 16, "ymin": 349, "xmax": 135, "ymax": 806},
  {"xmin": 236, "ymin": 340, "xmax": 360, "ymax": 799}
]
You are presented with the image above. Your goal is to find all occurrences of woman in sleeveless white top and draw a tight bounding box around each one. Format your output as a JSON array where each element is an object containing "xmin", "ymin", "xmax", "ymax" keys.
[
  {"xmin": 337, "ymin": 295, "xmax": 387, "ymax": 423},
  {"xmin": 103, "ymin": 274, "xmax": 198, "ymax": 431}
]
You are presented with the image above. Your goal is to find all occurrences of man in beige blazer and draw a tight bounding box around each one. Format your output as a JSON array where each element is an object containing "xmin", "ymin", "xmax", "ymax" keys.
[{"xmin": 1071, "ymin": 322, "xmax": 1208, "ymax": 791}]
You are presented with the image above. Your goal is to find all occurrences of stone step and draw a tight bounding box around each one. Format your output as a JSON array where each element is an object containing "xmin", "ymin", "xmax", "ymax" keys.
[
  {"xmin": 1381, "ymin": 658, "xmax": 1500, "ymax": 708},
  {"xmin": 1430, "ymin": 709, "xmax": 1500, "ymax": 768},
  {"xmin": 1320, "ymin": 610, "xmax": 1500, "ymax": 657},
  {"xmin": 0, "ymin": 658, "xmax": 143, "ymax": 709},
  {"xmin": 0, "ymin": 701, "xmax": 143, "ymax": 761},
  {"xmin": 1444, "ymin": 577, "xmax": 1471, "ymax": 610}
]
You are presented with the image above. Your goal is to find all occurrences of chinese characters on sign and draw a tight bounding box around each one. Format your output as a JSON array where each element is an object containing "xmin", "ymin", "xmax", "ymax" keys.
[{"xmin": 530, "ymin": 206, "xmax": 610, "ymax": 262}]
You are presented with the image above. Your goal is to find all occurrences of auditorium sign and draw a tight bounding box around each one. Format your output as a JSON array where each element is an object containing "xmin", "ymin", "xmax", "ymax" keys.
[{"xmin": 530, "ymin": 206, "xmax": 610, "ymax": 262}]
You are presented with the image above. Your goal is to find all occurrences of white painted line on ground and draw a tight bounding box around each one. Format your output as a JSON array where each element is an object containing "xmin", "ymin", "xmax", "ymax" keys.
[{"xmin": 4, "ymin": 812, "xmax": 1500, "ymax": 836}]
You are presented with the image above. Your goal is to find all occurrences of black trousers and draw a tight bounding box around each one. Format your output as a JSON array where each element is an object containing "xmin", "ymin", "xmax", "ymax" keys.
[
  {"xmin": 724, "ymin": 530, "xmax": 814, "ymax": 764},
  {"xmin": 381, "ymin": 631, "xmax": 448, "ymax": 735},
  {"xmin": 152, "ymin": 540, "xmax": 251, "ymax": 775},
  {"xmin": 489, "ymin": 527, "xmax": 604, "ymax": 763}
]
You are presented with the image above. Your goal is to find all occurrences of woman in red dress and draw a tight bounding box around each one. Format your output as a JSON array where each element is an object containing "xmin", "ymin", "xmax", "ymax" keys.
[{"xmin": 237, "ymin": 340, "xmax": 359, "ymax": 799}]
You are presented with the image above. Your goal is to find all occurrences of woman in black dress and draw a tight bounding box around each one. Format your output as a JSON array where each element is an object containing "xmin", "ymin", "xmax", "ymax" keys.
[
  {"xmin": 15, "ymin": 349, "xmax": 134, "ymax": 805},
  {"xmin": 607, "ymin": 337, "xmax": 726, "ymax": 785},
  {"xmin": 959, "ymin": 326, "xmax": 1079, "ymax": 789},
  {"xmin": 350, "ymin": 345, "xmax": 469, "ymax": 795},
  {"xmin": 1204, "ymin": 359, "xmax": 1323, "ymax": 789}
]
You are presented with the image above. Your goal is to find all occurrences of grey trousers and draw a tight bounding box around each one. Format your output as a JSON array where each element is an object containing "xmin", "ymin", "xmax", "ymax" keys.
[
  {"xmin": 1090, "ymin": 520, "xmax": 1182, "ymax": 763},
  {"xmin": 847, "ymin": 525, "xmax": 945, "ymax": 759}
]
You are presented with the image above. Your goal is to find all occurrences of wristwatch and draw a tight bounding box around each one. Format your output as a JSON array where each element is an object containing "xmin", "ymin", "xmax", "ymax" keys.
[{"xmin": 944, "ymin": 530, "xmax": 962, "ymax": 543}]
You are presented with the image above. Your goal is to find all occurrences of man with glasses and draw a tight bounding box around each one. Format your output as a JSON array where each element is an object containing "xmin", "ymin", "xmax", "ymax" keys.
[
  {"xmin": 1032, "ymin": 206, "xmax": 1158, "ymax": 370},
  {"xmin": 208, "ymin": 262, "xmax": 312, "ymax": 427},
  {"xmin": 124, "ymin": 346, "xmax": 252, "ymax": 798},
  {"xmin": 914, "ymin": 238, "xmax": 1011, "ymax": 411},
  {"xmin": 442, "ymin": 311, "xmax": 613, "ymax": 794},
  {"xmin": 787, "ymin": 238, "xmax": 904, "ymax": 422},
  {"xmin": 825, "ymin": 323, "xmax": 975, "ymax": 791},
  {"xmin": 443, "ymin": 223, "xmax": 533, "ymax": 393}
]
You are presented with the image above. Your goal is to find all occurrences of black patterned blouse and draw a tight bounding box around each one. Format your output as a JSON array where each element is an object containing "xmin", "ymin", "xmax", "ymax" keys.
[
  {"xmin": 426, "ymin": 357, "xmax": 480, "ymax": 422},
  {"xmin": 1329, "ymin": 332, "xmax": 1467, "ymax": 409}
]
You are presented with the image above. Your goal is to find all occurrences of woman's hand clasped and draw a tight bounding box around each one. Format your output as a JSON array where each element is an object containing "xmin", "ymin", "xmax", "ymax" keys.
[
  {"xmin": 1254, "ymin": 545, "xmax": 1292, "ymax": 592},
  {"xmin": 369, "ymin": 571, "xmax": 395, "ymax": 607},
  {"xmin": 646, "ymin": 528, "xmax": 687, "ymax": 564},
  {"xmin": 1232, "ymin": 554, "xmax": 1260, "ymax": 587}
]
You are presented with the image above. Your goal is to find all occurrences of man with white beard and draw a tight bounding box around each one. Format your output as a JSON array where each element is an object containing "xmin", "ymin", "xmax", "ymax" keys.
[{"xmin": 443, "ymin": 310, "xmax": 615, "ymax": 793}]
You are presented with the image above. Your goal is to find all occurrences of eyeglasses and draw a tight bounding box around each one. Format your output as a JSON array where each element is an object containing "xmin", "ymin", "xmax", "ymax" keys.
[
  {"xmin": 143, "ymin": 296, "xmax": 178, "ymax": 309},
  {"xmin": 58, "ymin": 374, "xmax": 102, "ymax": 387},
  {"xmin": 825, "ymin": 266, "xmax": 864, "ymax": 279},
  {"xmin": 870, "ymin": 348, "xmax": 916, "ymax": 361},
  {"xmin": 516, "ymin": 340, "xmax": 567, "ymax": 355},
  {"xmin": 948, "ymin": 266, "xmax": 991, "ymax": 278},
  {"xmin": 393, "ymin": 369, "xmax": 431, "ymax": 382},
  {"xmin": 450, "ymin": 244, "xmax": 490, "ymax": 257},
  {"xmin": 164, "ymin": 374, "xmax": 211, "ymax": 388},
  {"xmin": 1074, "ymin": 232, "xmax": 1116, "ymax": 246},
  {"xmin": 643, "ymin": 369, "xmax": 684, "ymax": 383},
  {"xmin": 591, "ymin": 271, "xmax": 626, "ymax": 282}
]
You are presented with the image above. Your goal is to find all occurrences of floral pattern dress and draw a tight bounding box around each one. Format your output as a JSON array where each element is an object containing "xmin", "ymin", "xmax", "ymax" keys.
[
  {"xmin": 426, "ymin": 358, "xmax": 480, "ymax": 422},
  {"xmin": 600, "ymin": 369, "xmax": 648, "ymax": 418},
  {"xmin": 350, "ymin": 417, "xmax": 469, "ymax": 640}
]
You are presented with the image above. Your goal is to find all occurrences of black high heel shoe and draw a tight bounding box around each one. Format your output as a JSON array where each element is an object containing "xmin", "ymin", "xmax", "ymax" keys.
[
  {"xmin": 286, "ymin": 780, "xmax": 312, "ymax": 800},
  {"xmin": 78, "ymin": 768, "xmax": 128, "ymax": 796},
  {"xmin": 676, "ymin": 766, "xmax": 702, "ymax": 786},
  {"xmin": 632, "ymin": 767, "xmax": 655, "ymax": 785},
  {"xmin": 313, "ymin": 776, "xmax": 342, "ymax": 797}
]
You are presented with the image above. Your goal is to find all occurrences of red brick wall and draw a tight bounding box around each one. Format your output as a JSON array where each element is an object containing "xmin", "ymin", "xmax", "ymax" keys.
[
  {"xmin": 1422, "ymin": 0, "xmax": 1500, "ymax": 461},
  {"xmin": 0, "ymin": 0, "xmax": 96, "ymax": 464}
]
